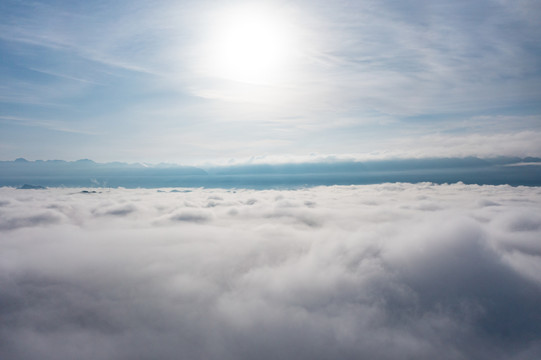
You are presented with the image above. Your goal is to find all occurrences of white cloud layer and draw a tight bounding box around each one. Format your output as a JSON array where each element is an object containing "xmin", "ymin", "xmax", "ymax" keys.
[{"xmin": 1, "ymin": 184, "xmax": 541, "ymax": 359}]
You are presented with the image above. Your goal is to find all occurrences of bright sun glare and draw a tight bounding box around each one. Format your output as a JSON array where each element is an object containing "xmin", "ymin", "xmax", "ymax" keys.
[{"xmin": 203, "ymin": 4, "xmax": 294, "ymax": 85}]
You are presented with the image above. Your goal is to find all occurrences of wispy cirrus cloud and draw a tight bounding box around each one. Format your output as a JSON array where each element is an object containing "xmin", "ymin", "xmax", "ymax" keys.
[
  {"xmin": 0, "ymin": 116, "xmax": 97, "ymax": 135},
  {"xmin": 1, "ymin": 0, "xmax": 540, "ymax": 162}
]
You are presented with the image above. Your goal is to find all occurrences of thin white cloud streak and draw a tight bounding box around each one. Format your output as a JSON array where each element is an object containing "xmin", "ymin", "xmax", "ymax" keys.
[
  {"xmin": 0, "ymin": 116, "xmax": 98, "ymax": 135},
  {"xmin": 27, "ymin": 68, "xmax": 102, "ymax": 85},
  {"xmin": 1, "ymin": 184, "xmax": 541, "ymax": 359},
  {"xmin": 0, "ymin": 1, "xmax": 163, "ymax": 75},
  {"xmin": 8, "ymin": 0, "xmax": 538, "ymax": 116},
  {"xmin": 295, "ymin": 0, "xmax": 541, "ymax": 116},
  {"xmin": 386, "ymin": 130, "xmax": 541, "ymax": 159}
]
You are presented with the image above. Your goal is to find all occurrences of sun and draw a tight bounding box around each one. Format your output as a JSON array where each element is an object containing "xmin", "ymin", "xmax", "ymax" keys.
[{"xmin": 201, "ymin": 4, "xmax": 295, "ymax": 85}]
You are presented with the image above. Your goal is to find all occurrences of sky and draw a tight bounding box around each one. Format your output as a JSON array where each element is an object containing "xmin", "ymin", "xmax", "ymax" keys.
[
  {"xmin": 3, "ymin": 3, "xmax": 541, "ymax": 357},
  {"xmin": 1, "ymin": 0, "xmax": 541, "ymax": 164},
  {"xmin": 1, "ymin": 184, "xmax": 541, "ymax": 359}
]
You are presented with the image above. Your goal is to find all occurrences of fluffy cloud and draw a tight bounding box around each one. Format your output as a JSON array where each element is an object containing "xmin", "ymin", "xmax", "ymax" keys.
[{"xmin": 1, "ymin": 184, "xmax": 541, "ymax": 359}]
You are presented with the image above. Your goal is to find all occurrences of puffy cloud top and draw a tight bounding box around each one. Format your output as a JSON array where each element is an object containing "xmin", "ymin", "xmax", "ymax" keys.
[{"xmin": 1, "ymin": 183, "xmax": 541, "ymax": 359}]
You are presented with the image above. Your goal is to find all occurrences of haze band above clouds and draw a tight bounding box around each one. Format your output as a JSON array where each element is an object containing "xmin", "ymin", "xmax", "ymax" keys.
[{"xmin": 1, "ymin": 183, "xmax": 541, "ymax": 359}]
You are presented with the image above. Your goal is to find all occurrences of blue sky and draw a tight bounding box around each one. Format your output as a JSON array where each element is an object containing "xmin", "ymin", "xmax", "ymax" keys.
[{"xmin": 1, "ymin": 0, "xmax": 540, "ymax": 164}]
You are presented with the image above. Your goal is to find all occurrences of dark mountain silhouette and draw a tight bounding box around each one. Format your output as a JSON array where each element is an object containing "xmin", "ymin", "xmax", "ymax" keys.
[{"xmin": 18, "ymin": 184, "xmax": 46, "ymax": 189}]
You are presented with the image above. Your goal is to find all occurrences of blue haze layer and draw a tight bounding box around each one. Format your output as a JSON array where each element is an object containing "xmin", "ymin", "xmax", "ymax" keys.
[{"xmin": 1, "ymin": 157, "xmax": 540, "ymax": 189}]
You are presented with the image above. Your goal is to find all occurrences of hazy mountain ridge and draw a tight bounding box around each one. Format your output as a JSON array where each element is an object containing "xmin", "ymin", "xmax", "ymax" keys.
[
  {"xmin": 5, "ymin": 156, "xmax": 540, "ymax": 175},
  {"xmin": 1, "ymin": 158, "xmax": 208, "ymax": 176},
  {"xmin": 1, "ymin": 157, "xmax": 540, "ymax": 188}
]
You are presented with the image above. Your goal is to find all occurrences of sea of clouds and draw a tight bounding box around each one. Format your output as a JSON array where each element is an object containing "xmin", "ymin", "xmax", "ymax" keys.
[{"xmin": 1, "ymin": 183, "xmax": 541, "ymax": 360}]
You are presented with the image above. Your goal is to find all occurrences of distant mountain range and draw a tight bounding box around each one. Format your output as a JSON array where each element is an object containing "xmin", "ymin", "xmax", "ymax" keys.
[
  {"xmin": 1, "ymin": 157, "xmax": 540, "ymax": 188},
  {"xmin": 2, "ymin": 158, "xmax": 207, "ymax": 176}
]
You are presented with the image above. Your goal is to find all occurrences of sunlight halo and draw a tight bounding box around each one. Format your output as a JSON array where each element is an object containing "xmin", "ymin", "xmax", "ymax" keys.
[{"xmin": 200, "ymin": 3, "xmax": 298, "ymax": 85}]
